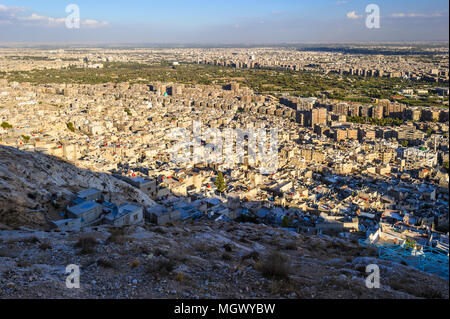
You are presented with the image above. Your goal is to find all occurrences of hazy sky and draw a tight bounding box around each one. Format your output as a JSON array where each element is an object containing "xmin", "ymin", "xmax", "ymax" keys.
[{"xmin": 0, "ymin": 0, "xmax": 448, "ymax": 44}]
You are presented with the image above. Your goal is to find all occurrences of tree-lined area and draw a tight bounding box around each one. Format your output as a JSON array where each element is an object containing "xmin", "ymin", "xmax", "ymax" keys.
[{"xmin": 1, "ymin": 62, "xmax": 447, "ymax": 108}]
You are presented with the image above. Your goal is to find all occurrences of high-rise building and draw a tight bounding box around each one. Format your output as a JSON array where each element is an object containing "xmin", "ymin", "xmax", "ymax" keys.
[
  {"xmin": 311, "ymin": 108, "xmax": 327, "ymax": 126},
  {"xmin": 347, "ymin": 129, "xmax": 358, "ymax": 140},
  {"xmin": 334, "ymin": 129, "xmax": 347, "ymax": 141},
  {"xmin": 372, "ymin": 105, "xmax": 384, "ymax": 119},
  {"xmin": 348, "ymin": 104, "xmax": 360, "ymax": 117},
  {"xmin": 332, "ymin": 103, "xmax": 349, "ymax": 116},
  {"xmin": 360, "ymin": 105, "xmax": 371, "ymax": 117},
  {"xmin": 388, "ymin": 103, "xmax": 405, "ymax": 119},
  {"xmin": 378, "ymin": 99, "xmax": 391, "ymax": 117}
]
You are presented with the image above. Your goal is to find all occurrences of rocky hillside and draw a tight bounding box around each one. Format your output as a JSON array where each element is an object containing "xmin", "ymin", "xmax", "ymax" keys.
[
  {"xmin": 0, "ymin": 145, "xmax": 448, "ymax": 299},
  {"xmin": 0, "ymin": 221, "xmax": 448, "ymax": 299},
  {"xmin": 0, "ymin": 145, "xmax": 155, "ymax": 228}
]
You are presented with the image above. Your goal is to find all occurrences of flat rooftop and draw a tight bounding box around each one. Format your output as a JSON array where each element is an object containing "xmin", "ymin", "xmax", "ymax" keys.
[
  {"xmin": 67, "ymin": 200, "xmax": 101, "ymax": 216},
  {"xmin": 78, "ymin": 188, "xmax": 101, "ymax": 198}
]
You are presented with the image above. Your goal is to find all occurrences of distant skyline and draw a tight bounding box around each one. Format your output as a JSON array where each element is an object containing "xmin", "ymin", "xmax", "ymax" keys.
[{"xmin": 0, "ymin": 1, "xmax": 448, "ymax": 44}]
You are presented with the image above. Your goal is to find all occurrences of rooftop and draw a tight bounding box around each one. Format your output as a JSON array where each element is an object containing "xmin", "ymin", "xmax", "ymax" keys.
[{"xmin": 67, "ymin": 200, "xmax": 101, "ymax": 216}]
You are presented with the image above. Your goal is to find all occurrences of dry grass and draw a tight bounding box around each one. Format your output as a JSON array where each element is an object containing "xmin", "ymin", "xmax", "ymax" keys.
[
  {"xmin": 283, "ymin": 241, "xmax": 298, "ymax": 251},
  {"xmin": 107, "ymin": 227, "xmax": 127, "ymax": 244},
  {"xmin": 174, "ymin": 272, "xmax": 186, "ymax": 282},
  {"xmin": 388, "ymin": 277, "xmax": 445, "ymax": 299},
  {"xmin": 22, "ymin": 236, "xmax": 40, "ymax": 244},
  {"xmin": 39, "ymin": 241, "xmax": 52, "ymax": 251},
  {"xmin": 153, "ymin": 248, "xmax": 168, "ymax": 257},
  {"xmin": 152, "ymin": 247, "xmax": 188, "ymax": 263},
  {"xmin": 130, "ymin": 259, "xmax": 140, "ymax": 269},
  {"xmin": 139, "ymin": 245, "xmax": 151, "ymax": 255},
  {"xmin": 16, "ymin": 258, "xmax": 32, "ymax": 268},
  {"xmin": 320, "ymin": 275, "xmax": 352, "ymax": 291},
  {"xmin": 0, "ymin": 247, "xmax": 18, "ymax": 258},
  {"xmin": 192, "ymin": 242, "xmax": 217, "ymax": 253},
  {"xmin": 241, "ymin": 251, "xmax": 260, "ymax": 262},
  {"xmin": 221, "ymin": 253, "xmax": 233, "ymax": 261},
  {"xmin": 168, "ymin": 249, "xmax": 189, "ymax": 263},
  {"xmin": 146, "ymin": 258, "xmax": 177, "ymax": 276},
  {"xmin": 153, "ymin": 227, "xmax": 167, "ymax": 234},
  {"xmin": 269, "ymin": 279, "xmax": 300, "ymax": 297},
  {"xmin": 97, "ymin": 257, "xmax": 115, "ymax": 268},
  {"xmin": 75, "ymin": 235, "xmax": 98, "ymax": 254},
  {"xmin": 257, "ymin": 250, "xmax": 291, "ymax": 280},
  {"xmin": 309, "ymin": 239, "xmax": 326, "ymax": 251}
]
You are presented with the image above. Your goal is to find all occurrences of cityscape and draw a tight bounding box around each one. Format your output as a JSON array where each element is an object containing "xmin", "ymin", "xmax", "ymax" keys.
[{"xmin": 0, "ymin": 0, "xmax": 448, "ymax": 306}]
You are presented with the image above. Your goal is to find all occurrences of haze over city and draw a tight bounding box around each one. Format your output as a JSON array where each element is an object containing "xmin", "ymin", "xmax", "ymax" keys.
[{"xmin": 0, "ymin": 0, "xmax": 449, "ymax": 44}]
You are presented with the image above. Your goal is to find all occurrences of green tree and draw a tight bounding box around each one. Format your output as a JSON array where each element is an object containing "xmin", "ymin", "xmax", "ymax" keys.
[
  {"xmin": 21, "ymin": 135, "xmax": 30, "ymax": 143},
  {"xmin": 1, "ymin": 121, "xmax": 13, "ymax": 129},
  {"xmin": 66, "ymin": 122, "xmax": 75, "ymax": 132},
  {"xmin": 214, "ymin": 172, "xmax": 227, "ymax": 193}
]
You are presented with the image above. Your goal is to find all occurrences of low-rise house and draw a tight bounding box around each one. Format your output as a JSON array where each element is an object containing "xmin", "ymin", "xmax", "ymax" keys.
[
  {"xmin": 146, "ymin": 204, "xmax": 181, "ymax": 225},
  {"xmin": 208, "ymin": 204, "xmax": 230, "ymax": 219},
  {"xmin": 67, "ymin": 200, "xmax": 103, "ymax": 227},
  {"xmin": 77, "ymin": 188, "xmax": 102, "ymax": 202},
  {"xmin": 114, "ymin": 175, "xmax": 158, "ymax": 199},
  {"xmin": 104, "ymin": 203, "xmax": 144, "ymax": 226},
  {"xmin": 48, "ymin": 218, "xmax": 82, "ymax": 231}
]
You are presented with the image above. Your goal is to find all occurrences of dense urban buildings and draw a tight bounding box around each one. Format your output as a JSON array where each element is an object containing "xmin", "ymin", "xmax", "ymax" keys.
[
  {"xmin": 0, "ymin": 44, "xmax": 448, "ymax": 301},
  {"xmin": 1, "ymin": 46, "xmax": 448, "ymax": 239}
]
